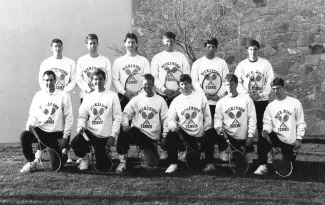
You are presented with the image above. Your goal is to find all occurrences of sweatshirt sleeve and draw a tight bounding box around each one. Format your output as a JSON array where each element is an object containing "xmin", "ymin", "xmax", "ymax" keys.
[
  {"xmin": 151, "ymin": 55, "xmax": 166, "ymax": 93},
  {"xmin": 112, "ymin": 59, "xmax": 126, "ymax": 95},
  {"xmin": 202, "ymin": 96, "xmax": 212, "ymax": 131},
  {"xmin": 262, "ymin": 105, "xmax": 273, "ymax": 134},
  {"xmin": 62, "ymin": 94, "xmax": 73, "ymax": 139},
  {"xmin": 218, "ymin": 62, "xmax": 229, "ymax": 97},
  {"xmin": 247, "ymin": 97, "xmax": 257, "ymax": 138},
  {"xmin": 259, "ymin": 60, "xmax": 274, "ymax": 99},
  {"xmin": 214, "ymin": 100, "xmax": 223, "ymax": 129},
  {"xmin": 191, "ymin": 60, "xmax": 204, "ymax": 94},
  {"xmin": 105, "ymin": 59, "xmax": 112, "ymax": 91},
  {"xmin": 26, "ymin": 93, "xmax": 43, "ymax": 130},
  {"xmin": 76, "ymin": 59, "xmax": 92, "ymax": 93},
  {"xmin": 234, "ymin": 63, "xmax": 248, "ymax": 95},
  {"xmin": 143, "ymin": 57, "xmax": 151, "ymax": 75},
  {"xmin": 295, "ymin": 101, "xmax": 306, "ymax": 140},
  {"xmin": 181, "ymin": 54, "xmax": 191, "ymax": 75},
  {"xmin": 122, "ymin": 98, "xmax": 136, "ymax": 127},
  {"xmin": 160, "ymin": 99, "xmax": 169, "ymax": 134},
  {"xmin": 77, "ymin": 95, "xmax": 89, "ymax": 129},
  {"xmin": 167, "ymin": 100, "xmax": 178, "ymax": 130},
  {"xmin": 63, "ymin": 60, "xmax": 77, "ymax": 93},
  {"xmin": 110, "ymin": 94, "xmax": 122, "ymax": 138}
]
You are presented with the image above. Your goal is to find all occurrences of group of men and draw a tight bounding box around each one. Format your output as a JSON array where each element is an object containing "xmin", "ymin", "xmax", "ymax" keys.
[{"xmin": 20, "ymin": 32, "xmax": 306, "ymax": 175}]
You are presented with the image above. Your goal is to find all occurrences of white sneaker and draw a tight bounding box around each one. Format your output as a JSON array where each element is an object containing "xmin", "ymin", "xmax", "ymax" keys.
[
  {"xmin": 267, "ymin": 152, "xmax": 273, "ymax": 164},
  {"xmin": 20, "ymin": 162, "xmax": 37, "ymax": 173},
  {"xmin": 78, "ymin": 154, "xmax": 89, "ymax": 171},
  {"xmin": 165, "ymin": 164, "xmax": 178, "ymax": 173},
  {"xmin": 254, "ymin": 164, "xmax": 268, "ymax": 175},
  {"xmin": 33, "ymin": 150, "xmax": 41, "ymax": 163},
  {"xmin": 159, "ymin": 151, "xmax": 168, "ymax": 160},
  {"xmin": 203, "ymin": 164, "xmax": 215, "ymax": 172},
  {"xmin": 116, "ymin": 161, "xmax": 127, "ymax": 173},
  {"xmin": 76, "ymin": 158, "xmax": 83, "ymax": 164},
  {"xmin": 178, "ymin": 151, "xmax": 186, "ymax": 161},
  {"xmin": 247, "ymin": 152, "xmax": 254, "ymax": 164},
  {"xmin": 220, "ymin": 150, "xmax": 229, "ymax": 162},
  {"xmin": 66, "ymin": 158, "xmax": 74, "ymax": 163}
]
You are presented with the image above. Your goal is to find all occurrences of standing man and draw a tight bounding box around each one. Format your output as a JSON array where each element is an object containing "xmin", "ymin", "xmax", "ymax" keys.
[
  {"xmin": 116, "ymin": 74, "xmax": 169, "ymax": 173},
  {"xmin": 76, "ymin": 34, "xmax": 112, "ymax": 103},
  {"xmin": 20, "ymin": 70, "xmax": 73, "ymax": 173},
  {"xmin": 151, "ymin": 31, "xmax": 191, "ymax": 106},
  {"xmin": 163, "ymin": 74, "xmax": 228, "ymax": 173},
  {"xmin": 234, "ymin": 39, "xmax": 275, "ymax": 162},
  {"xmin": 112, "ymin": 33, "xmax": 151, "ymax": 110},
  {"xmin": 214, "ymin": 74, "xmax": 257, "ymax": 169},
  {"xmin": 71, "ymin": 69, "xmax": 122, "ymax": 171},
  {"xmin": 191, "ymin": 37, "xmax": 229, "ymax": 119},
  {"xmin": 254, "ymin": 78, "xmax": 306, "ymax": 175},
  {"xmin": 39, "ymin": 39, "xmax": 77, "ymax": 94}
]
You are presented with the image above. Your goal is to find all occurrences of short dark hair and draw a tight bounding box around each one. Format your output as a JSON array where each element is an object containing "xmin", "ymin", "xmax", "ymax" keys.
[
  {"xmin": 124, "ymin": 33, "xmax": 138, "ymax": 44},
  {"xmin": 225, "ymin": 74, "xmax": 238, "ymax": 84},
  {"xmin": 85, "ymin": 34, "xmax": 98, "ymax": 44},
  {"xmin": 179, "ymin": 74, "xmax": 192, "ymax": 84},
  {"xmin": 143, "ymin": 73, "xmax": 155, "ymax": 84},
  {"xmin": 92, "ymin": 68, "xmax": 106, "ymax": 81},
  {"xmin": 163, "ymin": 32, "xmax": 176, "ymax": 40},
  {"xmin": 245, "ymin": 39, "xmax": 260, "ymax": 49},
  {"xmin": 204, "ymin": 37, "xmax": 218, "ymax": 48},
  {"xmin": 271, "ymin": 78, "xmax": 284, "ymax": 87},
  {"xmin": 43, "ymin": 70, "xmax": 56, "ymax": 81},
  {"xmin": 51, "ymin": 39, "xmax": 63, "ymax": 46}
]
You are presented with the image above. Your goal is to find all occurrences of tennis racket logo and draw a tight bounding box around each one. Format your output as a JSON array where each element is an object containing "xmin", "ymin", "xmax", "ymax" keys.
[
  {"xmin": 229, "ymin": 110, "xmax": 242, "ymax": 128},
  {"xmin": 185, "ymin": 111, "xmax": 198, "ymax": 128},
  {"xmin": 141, "ymin": 111, "xmax": 154, "ymax": 128},
  {"xmin": 92, "ymin": 107, "xmax": 105, "ymax": 125},
  {"xmin": 54, "ymin": 73, "xmax": 65, "ymax": 90},
  {"xmin": 201, "ymin": 72, "xmax": 222, "ymax": 95},
  {"xmin": 248, "ymin": 72, "xmax": 266, "ymax": 94},
  {"xmin": 43, "ymin": 106, "xmax": 56, "ymax": 124},
  {"xmin": 125, "ymin": 69, "xmax": 140, "ymax": 84},
  {"xmin": 164, "ymin": 66, "xmax": 183, "ymax": 91},
  {"xmin": 277, "ymin": 114, "xmax": 289, "ymax": 131},
  {"xmin": 165, "ymin": 67, "xmax": 178, "ymax": 82}
]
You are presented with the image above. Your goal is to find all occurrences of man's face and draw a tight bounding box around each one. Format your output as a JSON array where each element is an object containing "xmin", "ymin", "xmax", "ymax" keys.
[
  {"xmin": 247, "ymin": 46, "xmax": 258, "ymax": 59},
  {"xmin": 51, "ymin": 42, "xmax": 63, "ymax": 55},
  {"xmin": 179, "ymin": 81, "xmax": 192, "ymax": 94},
  {"xmin": 86, "ymin": 39, "xmax": 98, "ymax": 52},
  {"xmin": 163, "ymin": 37, "xmax": 175, "ymax": 51},
  {"xmin": 225, "ymin": 80, "xmax": 238, "ymax": 94},
  {"xmin": 205, "ymin": 43, "xmax": 217, "ymax": 56},
  {"xmin": 272, "ymin": 85, "xmax": 284, "ymax": 98},
  {"xmin": 43, "ymin": 74, "xmax": 56, "ymax": 91},
  {"xmin": 93, "ymin": 74, "xmax": 105, "ymax": 90},
  {"xmin": 142, "ymin": 78, "xmax": 154, "ymax": 94},
  {"xmin": 124, "ymin": 38, "xmax": 137, "ymax": 53}
]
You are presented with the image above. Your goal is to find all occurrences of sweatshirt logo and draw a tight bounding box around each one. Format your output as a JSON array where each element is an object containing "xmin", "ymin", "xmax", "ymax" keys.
[
  {"xmin": 275, "ymin": 110, "xmax": 292, "ymax": 131},
  {"xmin": 51, "ymin": 68, "xmax": 68, "ymax": 90},
  {"xmin": 246, "ymin": 71, "xmax": 265, "ymax": 94},
  {"xmin": 90, "ymin": 103, "xmax": 108, "ymax": 124},
  {"xmin": 225, "ymin": 106, "xmax": 245, "ymax": 128},
  {"xmin": 185, "ymin": 111, "xmax": 198, "ymax": 128},
  {"xmin": 141, "ymin": 111, "xmax": 154, "ymax": 128},
  {"xmin": 41, "ymin": 103, "xmax": 59, "ymax": 124}
]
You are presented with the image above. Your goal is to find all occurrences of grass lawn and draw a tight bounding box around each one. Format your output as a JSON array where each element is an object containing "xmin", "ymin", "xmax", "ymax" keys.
[{"xmin": 1, "ymin": 141, "xmax": 325, "ymax": 205}]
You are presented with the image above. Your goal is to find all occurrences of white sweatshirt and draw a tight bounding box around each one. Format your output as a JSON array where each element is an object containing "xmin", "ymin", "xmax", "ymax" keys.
[
  {"xmin": 191, "ymin": 56, "xmax": 229, "ymax": 105},
  {"xmin": 234, "ymin": 57, "xmax": 274, "ymax": 101},
  {"xmin": 39, "ymin": 56, "xmax": 76, "ymax": 93},
  {"xmin": 214, "ymin": 94, "xmax": 257, "ymax": 140},
  {"xmin": 122, "ymin": 93, "xmax": 169, "ymax": 140},
  {"xmin": 76, "ymin": 54, "xmax": 112, "ymax": 98},
  {"xmin": 263, "ymin": 96, "xmax": 306, "ymax": 145},
  {"xmin": 151, "ymin": 51, "xmax": 190, "ymax": 95},
  {"xmin": 77, "ymin": 89, "xmax": 122, "ymax": 138},
  {"xmin": 112, "ymin": 54, "xmax": 150, "ymax": 95},
  {"xmin": 26, "ymin": 89, "xmax": 73, "ymax": 139},
  {"xmin": 168, "ymin": 91, "xmax": 212, "ymax": 137}
]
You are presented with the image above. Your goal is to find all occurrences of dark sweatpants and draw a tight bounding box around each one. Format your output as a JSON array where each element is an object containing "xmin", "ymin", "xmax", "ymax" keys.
[{"xmin": 254, "ymin": 100, "xmax": 269, "ymax": 158}]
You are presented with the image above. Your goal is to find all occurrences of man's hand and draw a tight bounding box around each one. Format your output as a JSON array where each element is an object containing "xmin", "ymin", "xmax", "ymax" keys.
[
  {"xmin": 122, "ymin": 125, "xmax": 130, "ymax": 132},
  {"xmin": 246, "ymin": 137, "xmax": 253, "ymax": 147},
  {"xmin": 170, "ymin": 124, "xmax": 178, "ymax": 132},
  {"xmin": 106, "ymin": 136, "xmax": 115, "ymax": 147},
  {"xmin": 161, "ymin": 134, "xmax": 168, "ymax": 148},
  {"xmin": 77, "ymin": 126, "xmax": 85, "ymax": 134},
  {"xmin": 249, "ymin": 93, "xmax": 261, "ymax": 101},
  {"xmin": 205, "ymin": 93, "xmax": 212, "ymax": 100},
  {"xmin": 211, "ymin": 93, "xmax": 220, "ymax": 101},
  {"xmin": 294, "ymin": 139, "xmax": 302, "ymax": 150},
  {"xmin": 216, "ymin": 127, "xmax": 224, "ymax": 135},
  {"xmin": 170, "ymin": 90, "xmax": 181, "ymax": 99},
  {"xmin": 124, "ymin": 90, "xmax": 134, "ymax": 100},
  {"xmin": 163, "ymin": 89, "xmax": 174, "ymax": 98},
  {"xmin": 59, "ymin": 138, "xmax": 69, "ymax": 151}
]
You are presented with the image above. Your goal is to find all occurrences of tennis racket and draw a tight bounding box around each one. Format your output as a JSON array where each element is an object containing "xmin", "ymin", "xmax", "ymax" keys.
[
  {"xmin": 248, "ymin": 72, "xmax": 267, "ymax": 94},
  {"xmin": 82, "ymin": 132, "xmax": 113, "ymax": 173},
  {"xmin": 263, "ymin": 132, "xmax": 294, "ymax": 177},
  {"xmin": 176, "ymin": 129, "xmax": 204, "ymax": 172},
  {"xmin": 121, "ymin": 69, "xmax": 143, "ymax": 101},
  {"xmin": 29, "ymin": 125, "xmax": 61, "ymax": 172},
  {"xmin": 221, "ymin": 130, "xmax": 249, "ymax": 174},
  {"xmin": 165, "ymin": 67, "xmax": 183, "ymax": 91},
  {"xmin": 201, "ymin": 72, "xmax": 222, "ymax": 96}
]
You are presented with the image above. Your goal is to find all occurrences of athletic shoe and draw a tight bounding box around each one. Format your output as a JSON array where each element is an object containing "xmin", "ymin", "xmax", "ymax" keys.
[
  {"xmin": 247, "ymin": 152, "xmax": 254, "ymax": 164},
  {"xmin": 159, "ymin": 151, "xmax": 168, "ymax": 160},
  {"xmin": 220, "ymin": 150, "xmax": 229, "ymax": 162},
  {"xmin": 78, "ymin": 154, "xmax": 89, "ymax": 171},
  {"xmin": 116, "ymin": 162, "xmax": 127, "ymax": 174},
  {"xmin": 165, "ymin": 164, "xmax": 178, "ymax": 173},
  {"xmin": 76, "ymin": 158, "xmax": 83, "ymax": 164},
  {"xmin": 66, "ymin": 158, "xmax": 74, "ymax": 163},
  {"xmin": 178, "ymin": 151, "xmax": 186, "ymax": 161},
  {"xmin": 254, "ymin": 165, "xmax": 268, "ymax": 175},
  {"xmin": 267, "ymin": 152, "xmax": 273, "ymax": 164},
  {"xmin": 33, "ymin": 150, "xmax": 41, "ymax": 163},
  {"xmin": 20, "ymin": 162, "xmax": 37, "ymax": 173},
  {"xmin": 203, "ymin": 164, "xmax": 215, "ymax": 172}
]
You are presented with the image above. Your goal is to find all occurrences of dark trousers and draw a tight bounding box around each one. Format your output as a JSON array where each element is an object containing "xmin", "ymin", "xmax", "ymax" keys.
[
  {"xmin": 71, "ymin": 130, "xmax": 109, "ymax": 169},
  {"xmin": 163, "ymin": 128, "xmax": 228, "ymax": 164},
  {"xmin": 255, "ymin": 100, "xmax": 268, "ymax": 155},
  {"xmin": 20, "ymin": 127, "xmax": 66, "ymax": 168},
  {"xmin": 257, "ymin": 131, "xmax": 297, "ymax": 165},
  {"xmin": 117, "ymin": 127, "xmax": 157, "ymax": 155}
]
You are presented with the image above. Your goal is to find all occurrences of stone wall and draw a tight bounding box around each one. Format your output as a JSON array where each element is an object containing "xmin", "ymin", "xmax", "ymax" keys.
[{"xmin": 232, "ymin": 0, "xmax": 325, "ymax": 138}]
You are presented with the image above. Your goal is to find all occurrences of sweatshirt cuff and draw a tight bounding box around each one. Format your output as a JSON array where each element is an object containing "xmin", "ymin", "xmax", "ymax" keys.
[
  {"xmin": 296, "ymin": 135, "xmax": 303, "ymax": 140},
  {"xmin": 160, "ymin": 87, "xmax": 166, "ymax": 93},
  {"xmin": 111, "ymin": 132, "xmax": 118, "ymax": 138},
  {"xmin": 63, "ymin": 134, "xmax": 69, "ymax": 139},
  {"xmin": 248, "ymin": 133, "xmax": 254, "ymax": 138}
]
